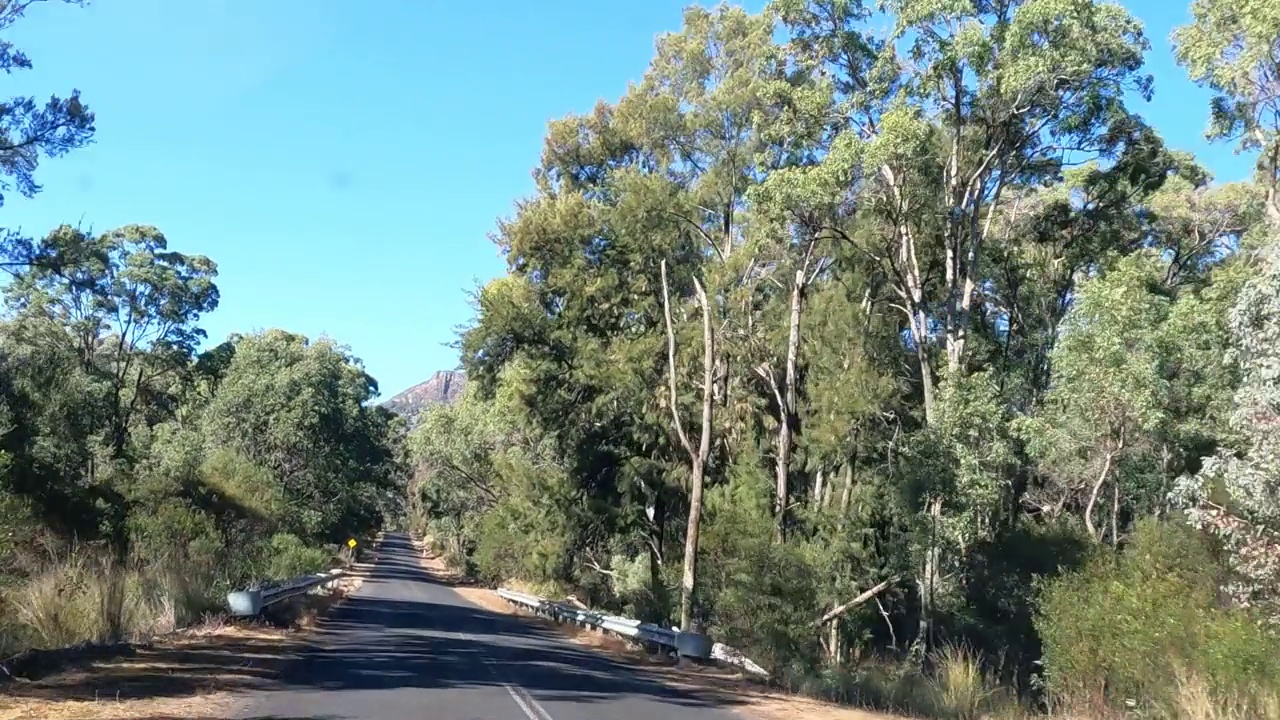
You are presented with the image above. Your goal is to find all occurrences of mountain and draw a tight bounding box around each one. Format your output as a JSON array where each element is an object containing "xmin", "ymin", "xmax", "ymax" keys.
[{"xmin": 382, "ymin": 370, "xmax": 466, "ymax": 424}]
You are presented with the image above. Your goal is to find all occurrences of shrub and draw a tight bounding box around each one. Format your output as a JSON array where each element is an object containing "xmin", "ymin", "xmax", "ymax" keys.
[
  {"xmin": 263, "ymin": 533, "xmax": 331, "ymax": 580},
  {"xmin": 470, "ymin": 464, "xmax": 578, "ymax": 588},
  {"xmin": 699, "ymin": 469, "xmax": 823, "ymax": 674},
  {"xmin": 1037, "ymin": 518, "xmax": 1280, "ymax": 714},
  {"xmin": 199, "ymin": 448, "xmax": 286, "ymax": 527},
  {"xmin": 954, "ymin": 519, "xmax": 1092, "ymax": 684}
]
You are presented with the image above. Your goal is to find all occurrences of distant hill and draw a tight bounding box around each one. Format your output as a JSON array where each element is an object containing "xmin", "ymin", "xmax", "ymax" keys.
[{"xmin": 382, "ymin": 370, "xmax": 466, "ymax": 424}]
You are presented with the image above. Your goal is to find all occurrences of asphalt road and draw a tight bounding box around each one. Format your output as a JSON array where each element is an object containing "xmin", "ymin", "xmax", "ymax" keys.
[{"xmin": 234, "ymin": 532, "xmax": 740, "ymax": 720}]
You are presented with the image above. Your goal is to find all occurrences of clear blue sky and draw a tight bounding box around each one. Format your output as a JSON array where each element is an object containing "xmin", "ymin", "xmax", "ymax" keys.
[{"xmin": 2, "ymin": 0, "xmax": 1257, "ymax": 400}]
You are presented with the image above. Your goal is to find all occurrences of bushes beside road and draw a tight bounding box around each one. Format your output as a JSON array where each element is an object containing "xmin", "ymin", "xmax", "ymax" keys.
[{"xmin": 0, "ymin": 241, "xmax": 407, "ymax": 656}]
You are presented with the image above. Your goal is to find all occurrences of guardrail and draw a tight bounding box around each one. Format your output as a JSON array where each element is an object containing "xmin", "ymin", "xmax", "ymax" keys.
[
  {"xmin": 496, "ymin": 587, "xmax": 769, "ymax": 678},
  {"xmin": 226, "ymin": 568, "xmax": 347, "ymax": 616}
]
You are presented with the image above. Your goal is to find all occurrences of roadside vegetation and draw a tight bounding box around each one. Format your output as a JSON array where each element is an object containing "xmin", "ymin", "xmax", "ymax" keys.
[
  {"xmin": 408, "ymin": 0, "xmax": 1280, "ymax": 718},
  {"xmin": 0, "ymin": 1, "xmax": 406, "ymax": 659}
]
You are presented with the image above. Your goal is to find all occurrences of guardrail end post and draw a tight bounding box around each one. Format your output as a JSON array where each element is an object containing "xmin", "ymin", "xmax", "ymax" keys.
[{"xmin": 226, "ymin": 589, "xmax": 263, "ymax": 617}]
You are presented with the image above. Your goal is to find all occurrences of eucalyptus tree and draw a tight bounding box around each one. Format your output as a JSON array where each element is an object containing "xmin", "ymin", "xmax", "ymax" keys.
[
  {"xmin": 201, "ymin": 330, "xmax": 401, "ymax": 542},
  {"xmin": 1172, "ymin": 237, "xmax": 1280, "ymax": 625},
  {"xmin": 4, "ymin": 225, "xmax": 219, "ymax": 460},
  {"xmin": 0, "ymin": 0, "xmax": 94, "ymax": 210},
  {"xmin": 775, "ymin": 0, "xmax": 1153, "ymax": 422},
  {"xmin": 1176, "ymin": 0, "xmax": 1280, "ymax": 222}
]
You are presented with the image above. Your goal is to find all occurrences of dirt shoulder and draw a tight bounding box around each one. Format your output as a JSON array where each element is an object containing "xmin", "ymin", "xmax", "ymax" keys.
[
  {"xmin": 0, "ymin": 536, "xmax": 384, "ymax": 720},
  {"xmin": 412, "ymin": 541, "xmax": 900, "ymax": 720}
]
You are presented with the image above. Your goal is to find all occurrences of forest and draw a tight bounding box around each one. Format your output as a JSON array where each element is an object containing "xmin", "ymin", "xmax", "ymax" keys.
[
  {"xmin": 0, "ymin": 1, "xmax": 405, "ymax": 660},
  {"xmin": 407, "ymin": 0, "xmax": 1280, "ymax": 717}
]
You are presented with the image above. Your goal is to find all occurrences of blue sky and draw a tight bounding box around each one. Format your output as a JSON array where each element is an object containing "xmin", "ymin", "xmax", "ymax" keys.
[{"xmin": 2, "ymin": 0, "xmax": 1257, "ymax": 399}]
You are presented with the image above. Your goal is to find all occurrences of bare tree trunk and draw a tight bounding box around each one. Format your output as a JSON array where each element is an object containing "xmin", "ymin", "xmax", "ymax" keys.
[
  {"xmin": 917, "ymin": 342, "xmax": 936, "ymax": 425},
  {"xmin": 648, "ymin": 492, "xmax": 666, "ymax": 613},
  {"xmin": 877, "ymin": 597, "xmax": 898, "ymax": 650},
  {"xmin": 812, "ymin": 467, "xmax": 826, "ymax": 513},
  {"xmin": 1084, "ymin": 451, "xmax": 1112, "ymax": 543},
  {"xmin": 774, "ymin": 420, "xmax": 792, "ymax": 542},
  {"xmin": 828, "ymin": 616, "xmax": 841, "ymax": 667},
  {"xmin": 773, "ymin": 270, "xmax": 804, "ymax": 541},
  {"xmin": 662, "ymin": 260, "xmax": 715, "ymax": 633},
  {"xmin": 1255, "ymin": 130, "xmax": 1279, "ymax": 226},
  {"xmin": 1110, "ymin": 478, "xmax": 1120, "ymax": 547},
  {"xmin": 839, "ymin": 453, "xmax": 856, "ymax": 522},
  {"xmin": 1085, "ymin": 432, "xmax": 1123, "ymax": 543},
  {"xmin": 913, "ymin": 496, "xmax": 942, "ymax": 657},
  {"xmin": 816, "ymin": 577, "xmax": 897, "ymax": 625},
  {"xmin": 681, "ymin": 457, "xmax": 706, "ymax": 632},
  {"xmin": 885, "ymin": 166, "xmax": 935, "ymax": 427}
]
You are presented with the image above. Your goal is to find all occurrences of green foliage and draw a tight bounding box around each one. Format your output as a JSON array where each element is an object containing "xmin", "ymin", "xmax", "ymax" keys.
[
  {"xmin": 0, "ymin": 0, "xmax": 95, "ymax": 208},
  {"xmin": 430, "ymin": 4, "xmax": 1280, "ymax": 717},
  {"xmin": 264, "ymin": 533, "xmax": 332, "ymax": 581},
  {"xmin": 0, "ymin": 0, "xmax": 403, "ymax": 655},
  {"xmin": 1174, "ymin": 0, "xmax": 1280, "ymax": 221},
  {"xmin": 470, "ymin": 457, "xmax": 580, "ymax": 587},
  {"xmin": 0, "ymin": 233, "xmax": 400, "ymax": 652},
  {"xmin": 1017, "ymin": 253, "xmax": 1178, "ymax": 540},
  {"xmin": 1173, "ymin": 235, "xmax": 1280, "ymax": 624},
  {"xmin": 0, "ymin": 0, "xmax": 1256, "ymax": 716},
  {"xmin": 201, "ymin": 330, "xmax": 404, "ymax": 542},
  {"xmin": 1037, "ymin": 519, "xmax": 1280, "ymax": 712},
  {"xmin": 699, "ymin": 464, "xmax": 824, "ymax": 672}
]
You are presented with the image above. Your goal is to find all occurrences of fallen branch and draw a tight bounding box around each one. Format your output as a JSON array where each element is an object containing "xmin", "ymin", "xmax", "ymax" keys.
[{"xmin": 817, "ymin": 577, "xmax": 897, "ymax": 626}]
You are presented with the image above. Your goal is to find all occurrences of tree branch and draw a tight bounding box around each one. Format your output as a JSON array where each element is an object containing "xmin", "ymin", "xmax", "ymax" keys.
[{"xmin": 817, "ymin": 577, "xmax": 898, "ymax": 626}]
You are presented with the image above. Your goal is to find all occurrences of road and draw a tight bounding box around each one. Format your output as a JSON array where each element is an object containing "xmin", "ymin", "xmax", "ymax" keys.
[{"xmin": 235, "ymin": 532, "xmax": 740, "ymax": 720}]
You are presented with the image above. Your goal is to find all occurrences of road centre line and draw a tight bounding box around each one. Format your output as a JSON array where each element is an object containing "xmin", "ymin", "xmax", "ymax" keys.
[
  {"xmin": 460, "ymin": 625, "xmax": 557, "ymax": 720},
  {"xmin": 503, "ymin": 682, "xmax": 555, "ymax": 720}
]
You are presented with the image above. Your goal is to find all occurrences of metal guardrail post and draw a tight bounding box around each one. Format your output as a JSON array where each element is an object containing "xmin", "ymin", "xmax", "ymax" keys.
[
  {"xmin": 226, "ymin": 568, "xmax": 347, "ymax": 617},
  {"xmin": 495, "ymin": 586, "xmax": 768, "ymax": 676}
]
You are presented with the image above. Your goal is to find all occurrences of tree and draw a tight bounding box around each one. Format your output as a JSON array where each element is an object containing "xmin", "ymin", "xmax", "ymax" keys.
[
  {"xmin": 429, "ymin": 2, "xmax": 1278, "ymax": 705},
  {"xmin": 660, "ymin": 259, "xmax": 714, "ymax": 632},
  {"xmin": 1175, "ymin": 0, "xmax": 1280, "ymax": 221},
  {"xmin": 0, "ymin": 0, "xmax": 94, "ymax": 209},
  {"xmin": 1172, "ymin": 237, "xmax": 1280, "ymax": 623},
  {"xmin": 1019, "ymin": 253, "xmax": 1171, "ymax": 543},
  {"xmin": 776, "ymin": 0, "xmax": 1152, "ymax": 421},
  {"xmin": 4, "ymin": 225, "xmax": 219, "ymax": 458},
  {"xmin": 201, "ymin": 330, "xmax": 402, "ymax": 542}
]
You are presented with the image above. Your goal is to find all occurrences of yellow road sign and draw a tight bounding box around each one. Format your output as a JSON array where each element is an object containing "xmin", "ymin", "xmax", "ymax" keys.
[{"xmin": 347, "ymin": 538, "xmax": 357, "ymax": 549}]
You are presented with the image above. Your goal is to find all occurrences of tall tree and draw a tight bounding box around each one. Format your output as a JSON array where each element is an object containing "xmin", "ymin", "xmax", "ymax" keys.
[
  {"xmin": 201, "ymin": 330, "xmax": 401, "ymax": 542},
  {"xmin": 1019, "ymin": 253, "xmax": 1172, "ymax": 542},
  {"xmin": 660, "ymin": 259, "xmax": 714, "ymax": 632},
  {"xmin": 777, "ymin": 0, "xmax": 1152, "ymax": 421},
  {"xmin": 1172, "ymin": 236, "xmax": 1280, "ymax": 624},
  {"xmin": 1175, "ymin": 0, "xmax": 1280, "ymax": 221},
  {"xmin": 0, "ymin": 0, "xmax": 94, "ymax": 209},
  {"xmin": 4, "ymin": 225, "xmax": 219, "ymax": 458}
]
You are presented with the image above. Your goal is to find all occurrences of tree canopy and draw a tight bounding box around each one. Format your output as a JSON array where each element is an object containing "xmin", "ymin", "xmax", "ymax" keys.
[{"xmin": 410, "ymin": 1, "xmax": 1280, "ymax": 715}]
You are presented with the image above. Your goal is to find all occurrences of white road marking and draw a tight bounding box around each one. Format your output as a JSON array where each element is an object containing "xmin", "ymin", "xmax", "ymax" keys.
[
  {"xmin": 503, "ymin": 682, "xmax": 555, "ymax": 720},
  {"xmin": 471, "ymin": 637, "xmax": 555, "ymax": 720}
]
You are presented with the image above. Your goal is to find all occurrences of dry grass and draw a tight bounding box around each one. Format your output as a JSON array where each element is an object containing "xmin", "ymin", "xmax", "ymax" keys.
[
  {"xmin": 1163, "ymin": 670, "xmax": 1280, "ymax": 720},
  {"xmin": 0, "ymin": 534, "xmax": 385, "ymax": 720},
  {"xmin": 0, "ymin": 692, "xmax": 239, "ymax": 720}
]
